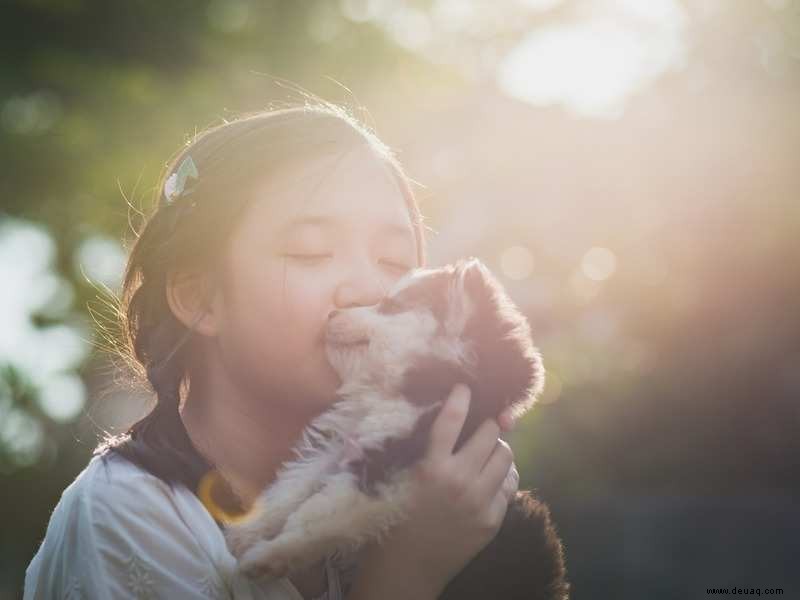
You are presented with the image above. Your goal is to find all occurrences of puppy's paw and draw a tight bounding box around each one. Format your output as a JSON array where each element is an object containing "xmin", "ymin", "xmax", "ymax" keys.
[
  {"xmin": 224, "ymin": 521, "xmax": 266, "ymax": 560},
  {"xmin": 238, "ymin": 540, "xmax": 291, "ymax": 581}
]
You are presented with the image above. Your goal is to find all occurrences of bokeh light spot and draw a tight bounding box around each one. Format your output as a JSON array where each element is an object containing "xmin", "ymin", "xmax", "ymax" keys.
[
  {"xmin": 581, "ymin": 247, "xmax": 617, "ymax": 281},
  {"xmin": 74, "ymin": 234, "xmax": 126, "ymax": 290},
  {"xmin": 0, "ymin": 408, "xmax": 44, "ymax": 468},
  {"xmin": 197, "ymin": 469, "xmax": 250, "ymax": 525},
  {"xmin": 37, "ymin": 373, "xmax": 86, "ymax": 423},
  {"xmin": 1, "ymin": 90, "xmax": 62, "ymax": 135},
  {"xmin": 207, "ymin": 0, "xmax": 250, "ymax": 33}
]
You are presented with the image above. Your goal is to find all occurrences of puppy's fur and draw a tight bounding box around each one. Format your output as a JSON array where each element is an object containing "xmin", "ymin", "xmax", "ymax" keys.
[{"xmin": 224, "ymin": 257, "xmax": 569, "ymax": 599}]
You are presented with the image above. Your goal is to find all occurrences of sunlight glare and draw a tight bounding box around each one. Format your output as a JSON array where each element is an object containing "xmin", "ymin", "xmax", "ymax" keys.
[{"xmin": 497, "ymin": 0, "xmax": 687, "ymax": 117}]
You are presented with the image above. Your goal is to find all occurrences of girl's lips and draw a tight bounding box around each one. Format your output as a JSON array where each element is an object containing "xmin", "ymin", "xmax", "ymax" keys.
[
  {"xmin": 323, "ymin": 322, "xmax": 369, "ymax": 347},
  {"xmin": 324, "ymin": 326, "xmax": 370, "ymax": 347},
  {"xmin": 328, "ymin": 338, "xmax": 369, "ymax": 347}
]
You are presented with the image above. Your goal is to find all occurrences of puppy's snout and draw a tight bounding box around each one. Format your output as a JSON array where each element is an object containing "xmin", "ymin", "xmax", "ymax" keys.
[{"xmin": 326, "ymin": 309, "xmax": 370, "ymax": 345}]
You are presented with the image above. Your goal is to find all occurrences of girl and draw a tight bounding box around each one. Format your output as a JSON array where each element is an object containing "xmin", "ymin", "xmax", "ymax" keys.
[{"xmin": 24, "ymin": 102, "xmax": 525, "ymax": 599}]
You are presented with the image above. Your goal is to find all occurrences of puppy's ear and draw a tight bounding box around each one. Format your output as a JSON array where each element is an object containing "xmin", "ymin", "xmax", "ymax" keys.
[
  {"xmin": 444, "ymin": 257, "xmax": 491, "ymax": 339},
  {"xmin": 449, "ymin": 257, "xmax": 546, "ymax": 420},
  {"xmin": 399, "ymin": 355, "xmax": 486, "ymax": 454},
  {"xmin": 399, "ymin": 356, "xmax": 476, "ymax": 408}
]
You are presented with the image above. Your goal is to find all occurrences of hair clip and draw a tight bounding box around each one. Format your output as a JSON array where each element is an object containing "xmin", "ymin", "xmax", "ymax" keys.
[{"xmin": 163, "ymin": 155, "xmax": 199, "ymax": 204}]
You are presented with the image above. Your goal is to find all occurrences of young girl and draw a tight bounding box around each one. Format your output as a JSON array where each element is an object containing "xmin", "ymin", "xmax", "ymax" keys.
[{"xmin": 23, "ymin": 103, "xmax": 525, "ymax": 599}]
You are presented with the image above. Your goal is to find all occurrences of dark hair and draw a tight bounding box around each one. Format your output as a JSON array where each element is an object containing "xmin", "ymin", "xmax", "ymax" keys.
[{"xmin": 95, "ymin": 102, "xmax": 429, "ymax": 496}]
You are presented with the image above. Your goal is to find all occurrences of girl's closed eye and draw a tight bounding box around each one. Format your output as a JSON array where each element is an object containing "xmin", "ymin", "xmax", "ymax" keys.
[
  {"xmin": 283, "ymin": 253, "xmax": 332, "ymax": 264},
  {"xmin": 282, "ymin": 253, "xmax": 412, "ymax": 273},
  {"xmin": 381, "ymin": 259, "xmax": 413, "ymax": 273}
]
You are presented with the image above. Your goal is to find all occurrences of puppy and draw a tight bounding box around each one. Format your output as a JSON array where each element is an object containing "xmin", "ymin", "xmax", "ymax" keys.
[{"xmin": 224, "ymin": 257, "xmax": 568, "ymax": 598}]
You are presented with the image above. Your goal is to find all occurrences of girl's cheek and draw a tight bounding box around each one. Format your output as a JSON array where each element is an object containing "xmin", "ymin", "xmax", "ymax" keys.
[{"xmin": 269, "ymin": 266, "xmax": 330, "ymax": 329}]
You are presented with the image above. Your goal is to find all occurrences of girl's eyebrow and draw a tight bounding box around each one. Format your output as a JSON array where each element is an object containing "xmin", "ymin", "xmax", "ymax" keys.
[{"xmin": 279, "ymin": 214, "xmax": 414, "ymax": 242}]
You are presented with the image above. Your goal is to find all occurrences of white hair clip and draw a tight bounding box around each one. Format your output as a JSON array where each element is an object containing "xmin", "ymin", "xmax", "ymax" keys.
[{"xmin": 163, "ymin": 155, "xmax": 199, "ymax": 204}]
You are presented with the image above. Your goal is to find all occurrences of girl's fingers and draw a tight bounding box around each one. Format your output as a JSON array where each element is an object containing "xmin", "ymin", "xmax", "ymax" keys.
[
  {"xmin": 501, "ymin": 462, "xmax": 519, "ymax": 500},
  {"xmin": 487, "ymin": 467, "xmax": 517, "ymax": 527},
  {"xmin": 472, "ymin": 439, "xmax": 515, "ymax": 502},
  {"xmin": 427, "ymin": 384, "xmax": 471, "ymax": 460},
  {"xmin": 453, "ymin": 417, "xmax": 502, "ymax": 474},
  {"xmin": 497, "ymin": 407, "xmax": 516, "ymax": 433}
]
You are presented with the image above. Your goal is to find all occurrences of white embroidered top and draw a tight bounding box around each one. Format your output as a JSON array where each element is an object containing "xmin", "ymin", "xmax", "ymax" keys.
[{"xmin": 23, "ymin": 452, "xmax": 352, "ymax": 600}]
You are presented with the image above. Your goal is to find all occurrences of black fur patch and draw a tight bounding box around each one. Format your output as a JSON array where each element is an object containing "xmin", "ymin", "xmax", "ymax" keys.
[
  {"xmin": 441, "ymin": 491, "xmax": 571, "ymax": 600},
  {"xmin": 397, "ymin": 355, "xmax": 484, "ymax": 454},
  {"xmin": 378, "ymin": 270, "xmax": 451, "ymax": 323},
  {"xmin": 347, "ymin": 407, "xmax": 439, "ymax": 497}
]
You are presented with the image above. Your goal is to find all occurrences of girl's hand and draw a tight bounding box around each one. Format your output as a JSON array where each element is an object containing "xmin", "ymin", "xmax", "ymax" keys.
[
  {"xmin": 497, "ymin": 404, "xmax": 519, "ymax": 433},
  {"xmin": 353, "ymin": 383, "xmax": 520, "ymax": 598}
]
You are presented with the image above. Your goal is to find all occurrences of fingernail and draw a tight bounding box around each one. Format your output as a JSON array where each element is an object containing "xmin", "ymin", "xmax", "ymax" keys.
[{"xmin": 453, "ymin": 384, "xmax": 470, "ymax": 408}]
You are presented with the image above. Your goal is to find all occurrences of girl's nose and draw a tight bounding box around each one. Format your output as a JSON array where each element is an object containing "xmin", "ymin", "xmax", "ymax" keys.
[{"xmin": 333, "ymin": 261, "xmax": 388, "ymax": 310}]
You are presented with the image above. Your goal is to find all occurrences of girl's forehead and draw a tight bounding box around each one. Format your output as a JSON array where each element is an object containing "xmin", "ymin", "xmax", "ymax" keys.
[{"xmin": 246, "ymin": 145, "xmax": 412, "ymax": 234}]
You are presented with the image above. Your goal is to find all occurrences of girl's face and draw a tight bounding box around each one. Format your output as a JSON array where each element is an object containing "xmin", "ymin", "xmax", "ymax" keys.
[{"xmin": 213, "ymin": 144, "xmax": 420, "ymax": 418}]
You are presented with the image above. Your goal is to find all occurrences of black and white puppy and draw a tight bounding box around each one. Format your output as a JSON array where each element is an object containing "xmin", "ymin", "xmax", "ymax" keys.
[{"xmin": 224, "ymin": 257, "xmax": 568, "ymax": 598}]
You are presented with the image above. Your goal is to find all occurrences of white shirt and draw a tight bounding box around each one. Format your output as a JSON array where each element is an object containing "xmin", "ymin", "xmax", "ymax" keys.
[{"xmin": 23, "ymin": 452, "xmax": 349, "ymax": 600}]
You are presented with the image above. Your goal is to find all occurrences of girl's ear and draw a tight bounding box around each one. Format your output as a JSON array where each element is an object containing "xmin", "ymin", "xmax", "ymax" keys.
[{"xmin": 166, "ymin": 268, "xmax": 221, "ymax": 337}]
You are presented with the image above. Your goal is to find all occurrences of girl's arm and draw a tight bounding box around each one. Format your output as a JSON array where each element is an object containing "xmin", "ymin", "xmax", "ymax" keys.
[{"xmin": 346, "ymin": 548, "xmax": 442, "ymax": 600}]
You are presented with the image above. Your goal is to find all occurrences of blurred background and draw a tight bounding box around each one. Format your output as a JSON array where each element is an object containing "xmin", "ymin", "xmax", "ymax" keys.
[{"xmin": 2, "ymin": 0, "xmax": 799, "ymax": 598}]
